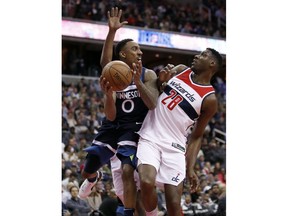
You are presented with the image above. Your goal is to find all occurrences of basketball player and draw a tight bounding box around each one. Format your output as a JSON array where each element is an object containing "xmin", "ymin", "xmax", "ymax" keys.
[
  {"xmin": 136, "ymin": 48, "xmax": 223, "ymax": 216},
  {"xmin": 78, "ymin": 7, "xmax": 169, "ymax": 216}
]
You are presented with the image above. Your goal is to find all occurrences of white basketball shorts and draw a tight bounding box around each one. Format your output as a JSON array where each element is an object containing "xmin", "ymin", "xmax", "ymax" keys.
[{"xmin": 136, "ymin": 137, "xmax": 186, "ymax": 186}]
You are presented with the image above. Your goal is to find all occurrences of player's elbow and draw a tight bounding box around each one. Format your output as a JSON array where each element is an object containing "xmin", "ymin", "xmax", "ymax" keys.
[
  {"xmin": 106, "ymin": 115, "xmax": 116, "ymax": 121},
  {"xmin": 105, "ymin": 112, "xmax": 116, "ymax": 121}
]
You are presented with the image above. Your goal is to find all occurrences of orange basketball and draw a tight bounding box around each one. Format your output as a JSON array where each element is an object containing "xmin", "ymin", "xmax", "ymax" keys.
[{"xmin": 102, "ymin": 60, "xmax": 133, "ymax": 91}]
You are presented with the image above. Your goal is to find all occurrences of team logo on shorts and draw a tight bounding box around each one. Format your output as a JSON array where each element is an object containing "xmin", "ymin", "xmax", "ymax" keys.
[
  {"xmin": 171, "ymin": 173, "xmax": 180, "ymax": 183},
  {"xmin": 172, "ymin": 142, "xmax": 185, "ymax": 152}
]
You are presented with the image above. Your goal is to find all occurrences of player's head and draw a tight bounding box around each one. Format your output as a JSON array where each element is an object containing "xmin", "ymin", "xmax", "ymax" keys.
[
  {"xmin": 115, "ymin": 38, "xmax": 143, "ymax": 68},
  {"xmin": 191, "ymin": 48, "xmax": 222, "ymax": 75}
]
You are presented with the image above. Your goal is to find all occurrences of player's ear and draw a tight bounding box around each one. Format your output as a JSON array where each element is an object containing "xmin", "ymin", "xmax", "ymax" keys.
[
  {"xmin": 210, "ymin": 60, "xmax": 216, "ymax": 67},
  {"xmin": 120, "ymin": 51, "xmax": 126, "ymax": 58}
]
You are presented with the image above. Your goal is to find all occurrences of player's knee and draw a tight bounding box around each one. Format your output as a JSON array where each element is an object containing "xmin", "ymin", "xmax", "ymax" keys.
[{"xmin": 139, "ymin": 176, "xmax": 155, "ymax": 190}]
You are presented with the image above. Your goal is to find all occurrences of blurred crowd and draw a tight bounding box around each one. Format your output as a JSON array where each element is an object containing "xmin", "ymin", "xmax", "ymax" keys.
[
  {"xmin": 62, "ymin": 0, "xmax": 226, "ymax": 39},
  {"xmin": 61, "ymin": 72, "xmax": 226, "ymax": 215}
]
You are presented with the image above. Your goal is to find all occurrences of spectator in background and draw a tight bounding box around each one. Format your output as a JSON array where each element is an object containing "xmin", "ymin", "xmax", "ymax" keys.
[
  {"xmin": 77, "ymin": 110, "xmax": 90, "ymax": 130},
  {"xmin": 201, "ymin": 192, "xmax": 218, "ymax": 214},
  {"xmin": 66, "ymin": 186, "xmax": 92, "ymax": 216},
  {"xmin": 215, "ymin": 191, "xmax": 226, "ymax": 216},
  {"xmin": 101, "ymin": 180, "xmax": 114, "ymax": 201},
  {"xmin": 209, "ymin": 183, "xmax": 221, "ymax": 204},
  {"xmin": 87, "ymin": 2, "xmax": 102, "ymax": 21},
  {"xmin": 98, "ymin": 196, "xmax": 118, "ymax": 216},
  {"xmin": 181, "ymin": 194, "xmax": 194, "ymax": 216},
  {"xmin": 63, "ymin": 182, "xmax": 76, "ymax": 204},
  {"xmin": 202, "ymin": 161, "xmax": 212, "ymax": 175},
  {"xmin": 67, "ymin": 111, "xmax": 78, "ymax": 129},
  {"xmin": 63, "ymin": 144, "xmax": 79, "ymax": 163},
  {"xmin": 62, "ymin": 0, "xmax": 226, "ymax": 39},
  {"xmin": 96, "ymin": 104, "xmax": 106, "ymax": 124},
  {"xmin": 84, "ymin": 186, "xmax": 103, "ymax": 215},
  {"xmin": 62, "ymin": 172, "xmax": 80, "ymax": 191},
  {"xmin": 62, "ymin": 201, "xmax": 71, "ymax": 216}
]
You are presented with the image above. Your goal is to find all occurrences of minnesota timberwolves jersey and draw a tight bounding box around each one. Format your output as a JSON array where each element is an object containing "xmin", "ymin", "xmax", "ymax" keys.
[
  {"xmin": 138, "ymin": 67, "xmax": 215, "ymax": 149},
  {"xmin": 112, "ymin": 67, "xmax": 148, "ymax": 124}
]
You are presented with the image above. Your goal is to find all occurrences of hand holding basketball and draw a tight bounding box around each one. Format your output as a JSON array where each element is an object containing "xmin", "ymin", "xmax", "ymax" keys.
[{"xmin": 101, "ymin": 60, "xmax": 133, "ymax": 91}]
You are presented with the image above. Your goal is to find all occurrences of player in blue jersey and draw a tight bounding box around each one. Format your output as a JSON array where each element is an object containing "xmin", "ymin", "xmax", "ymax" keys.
[
  {"xmin": 136, "ymin": 48, "xmax": 223, "ymax": 216},
  {"xmin": 78, "ymin": 7, "xmax": 169, "ymax": 216}
]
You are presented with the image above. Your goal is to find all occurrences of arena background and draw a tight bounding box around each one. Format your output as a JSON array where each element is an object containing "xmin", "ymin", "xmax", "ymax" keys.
[
  {"xmin": 2, "ymin": 1, "xmax": 288, "ymax": 216},
  {"xmin": 61, "ymin": 1, "xmax": 226, "ymax": 216}
]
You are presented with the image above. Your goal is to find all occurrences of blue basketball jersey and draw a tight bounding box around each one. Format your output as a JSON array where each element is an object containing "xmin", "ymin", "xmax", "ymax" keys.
[{"xmin": 103, "ymin": 67, "xmax": 148, "ymax": 125}]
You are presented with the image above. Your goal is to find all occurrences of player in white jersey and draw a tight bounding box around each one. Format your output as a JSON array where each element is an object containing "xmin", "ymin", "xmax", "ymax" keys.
[{"xmin": 136, "ymin": 48, "xmax": 223, "ymax": 216}]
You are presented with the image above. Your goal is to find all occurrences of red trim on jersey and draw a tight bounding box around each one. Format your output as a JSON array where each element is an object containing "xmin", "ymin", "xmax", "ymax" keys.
[{"xmin": 176, "ymin": 68, "xmax": 215, "ymax": 98}]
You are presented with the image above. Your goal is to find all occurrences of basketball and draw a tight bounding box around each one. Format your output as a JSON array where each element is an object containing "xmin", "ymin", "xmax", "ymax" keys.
[{"xmin": 102, "ymin": 60, "xmax": 133, "ymax": 91}]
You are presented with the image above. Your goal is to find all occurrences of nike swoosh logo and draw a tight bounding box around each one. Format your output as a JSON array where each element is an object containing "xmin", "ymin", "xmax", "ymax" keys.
[{"xmin": 136, "ymin": 122, "xmax": 143, "ymax": 125}]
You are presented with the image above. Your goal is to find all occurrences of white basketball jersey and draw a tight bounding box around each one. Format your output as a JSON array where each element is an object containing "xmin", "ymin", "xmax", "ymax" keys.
[{"xmin": 138, "ymin": 68, "xmax": 215, "ymax": 152}]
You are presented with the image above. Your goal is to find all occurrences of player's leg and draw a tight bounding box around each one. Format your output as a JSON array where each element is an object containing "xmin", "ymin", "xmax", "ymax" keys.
[
  {"xmin": 118, "ymin": 146, "xmax": 138, "ymax": 216},
  {"xmin": 135, "ymin": 190, "xmax": 145, "ymax": 216},
  {"xmin": 117, "ymin": 125, "xmax": 141, "ymax": 216},
  {"xmin": 111, "ymin": 155, "xmax": 145, "ymax": 216},
  {"xmin": 157, "ymin": 143, "xmax": 186, "ymax": 216},
  {"xmin": 79, "ymin": 145, "xmax": 115, "ymax": 199},
  {"xmin": 137, "ymin": 164, "xmax": 158, "ymax": 212},
  {"xmin": 164, "ymin": 183, "xmax": 183, "ymax": 216},
  {"xmin": 137, "ymin": 138, "xmax": 161, "ymax": 215},
  {"xmin": 134, "ymin": 174, "xmax": 146, "ymax": 216},
  {"xmin": 79, "ymin": 125, "xmax": 118, "ymax": 199},
  {"xmin": 110, "ymin": 155, "xmax": 124, "ymax": 203}
]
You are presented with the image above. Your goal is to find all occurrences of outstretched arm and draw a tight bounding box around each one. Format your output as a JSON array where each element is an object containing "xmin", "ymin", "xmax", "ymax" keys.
[
  {"xmin": 100, "ymin": 7, "xmax": 128, "ymax": 68},
  {"xmin": 186, "ymin": 94, "xmax": 218, "ymax": 192}
]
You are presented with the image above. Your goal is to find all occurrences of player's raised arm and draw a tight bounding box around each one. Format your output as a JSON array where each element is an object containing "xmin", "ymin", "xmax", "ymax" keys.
[{"xmin": 100, "ymin": 7, "xmax": 128, "ymax": 68}]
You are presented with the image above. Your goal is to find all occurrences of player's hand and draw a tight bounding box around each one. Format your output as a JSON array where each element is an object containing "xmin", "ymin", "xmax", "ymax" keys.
[
  {"xmin": 100, "ymin": 75, "xmax": 114, "ymax": 95},
  {"xmin": 108, "ymin": 7, "xmax": 128, "ymax": 31},
  {"xmin": 158, "ymin": 64, "xmax": 175, "ymax": 84},
  {"xmin": 187, "ymin": 169, "xmax": 199, "ymax": 193},
  {"xmin": 132, "ymin": 60, "xmax": 142, "ymax": 85}
]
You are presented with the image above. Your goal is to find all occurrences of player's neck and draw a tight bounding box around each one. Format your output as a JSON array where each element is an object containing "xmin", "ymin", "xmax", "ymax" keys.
[{"xmin": 192, "ymin": 73, "xmax": 211, "ymax": 85}]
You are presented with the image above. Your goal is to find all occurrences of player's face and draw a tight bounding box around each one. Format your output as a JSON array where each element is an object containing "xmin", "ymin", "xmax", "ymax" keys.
[
  {"xmin": 191, "ymin": 49, "xmax": 214, "ymax": 73},
  {"xmin": 122, "ymin": 41, "xmax": 143, "ymax": 67}
]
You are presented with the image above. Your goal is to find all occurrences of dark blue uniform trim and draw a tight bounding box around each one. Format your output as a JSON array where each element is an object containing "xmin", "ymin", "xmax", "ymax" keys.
[{"xmin": 164, "ymin": 85, "xmax": 199, "ymax": 121}]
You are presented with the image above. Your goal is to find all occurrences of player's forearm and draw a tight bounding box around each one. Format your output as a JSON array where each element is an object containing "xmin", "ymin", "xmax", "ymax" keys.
[
  {"xmin": 100, "ymin": 29, "xmax": 117, "ymax": 68},
  {"xmin": 104, "ymin": 94, "xmax": 116, "ymax": 121},
  {"xmin": 135, "ymin": 80, "xmax": 159, "ymax": 110},
  {"xmin": 186, "ymin": 137, "xmax": 202, "ymax": 169}
]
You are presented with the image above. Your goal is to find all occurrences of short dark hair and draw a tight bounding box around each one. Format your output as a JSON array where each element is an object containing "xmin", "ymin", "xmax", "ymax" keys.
[
  {"xmin": 115, "ymin": 38, "xmax": 133, "ymax": 59},
  {"xmin": 69, "ymin": 185, "xmax": 78, "ymax": 193},
  {"xmin": 207, "ymin": 48, "xmax": 223, "ymax": 72}
]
